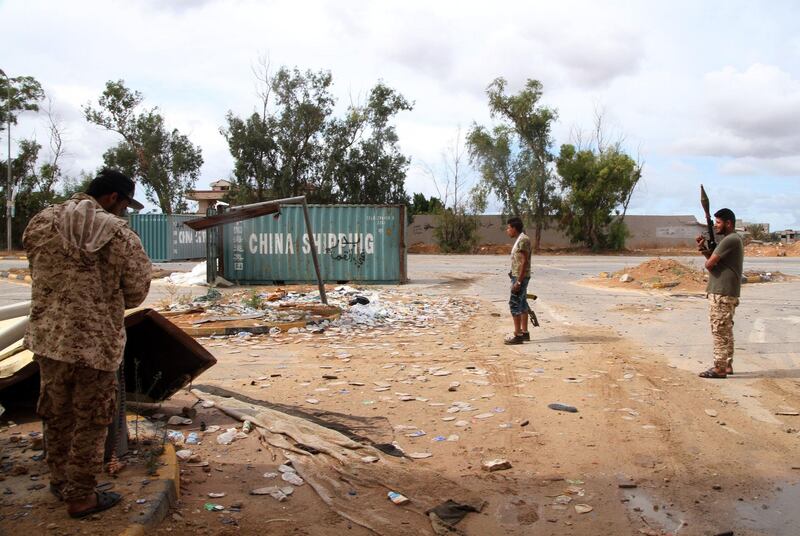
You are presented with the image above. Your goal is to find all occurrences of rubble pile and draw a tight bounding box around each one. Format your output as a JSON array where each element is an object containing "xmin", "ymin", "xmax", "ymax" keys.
[{"xmin": 158, "ymin": 283, "xmax": 479, "ymax": 338}]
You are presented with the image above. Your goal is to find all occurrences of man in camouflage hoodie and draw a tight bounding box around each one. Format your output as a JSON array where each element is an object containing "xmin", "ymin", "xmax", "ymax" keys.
[{"xmin": 23, "ymin": 169, "xmax": 151, "ymax": 518}]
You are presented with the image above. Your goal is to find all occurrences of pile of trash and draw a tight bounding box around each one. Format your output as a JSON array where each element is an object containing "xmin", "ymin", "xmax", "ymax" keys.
[{"xmin": 157, "ymin": 283, "xmax": 477, "ymax": 335}]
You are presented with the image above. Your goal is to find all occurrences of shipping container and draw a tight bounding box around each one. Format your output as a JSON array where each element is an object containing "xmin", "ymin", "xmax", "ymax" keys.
[
  {"xmin": 221, "ymin": 205, "xmax": 406, "ymax": 284},
  {"xmin": 127, "ymin": 214, "xmax": 207, "ymax": 262}
]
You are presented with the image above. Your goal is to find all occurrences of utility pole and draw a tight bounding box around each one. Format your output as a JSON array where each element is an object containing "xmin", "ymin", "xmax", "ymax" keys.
[{"xmin": 0, "ymin": 69, "xmax": 11, "ymax": 254}]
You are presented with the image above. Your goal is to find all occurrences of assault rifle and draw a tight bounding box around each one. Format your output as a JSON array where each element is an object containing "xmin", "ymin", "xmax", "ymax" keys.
[{"xmin": 700, "ymin": 184, "xmax": 717, "ymax": 252}]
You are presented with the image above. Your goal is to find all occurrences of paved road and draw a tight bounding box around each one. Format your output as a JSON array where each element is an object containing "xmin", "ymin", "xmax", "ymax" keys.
[{"xmin": 408, "ymin": 254, "xmax": 800, "ymax": 424}]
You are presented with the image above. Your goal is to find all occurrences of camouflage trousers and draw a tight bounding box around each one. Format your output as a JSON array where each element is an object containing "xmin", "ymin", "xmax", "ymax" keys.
[
  {"xmin": 708, "ymin": 294, "xmax": 739, "ymax": 370},
  {"xmin": 35, "ymin": 356, "xmax": 118, "ymax": 502}
]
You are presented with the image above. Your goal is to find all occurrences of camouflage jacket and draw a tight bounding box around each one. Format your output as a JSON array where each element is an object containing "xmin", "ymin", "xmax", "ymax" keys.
[{"xmin": 23, "ymin": 194, "xmax": 152, "ymax": 371}]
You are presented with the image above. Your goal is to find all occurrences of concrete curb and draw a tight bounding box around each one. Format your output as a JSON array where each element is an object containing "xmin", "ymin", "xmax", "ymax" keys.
[
  {"xmin": 119, "ymin": 442, "xmax": 180, "ymax": 536},
  {"xmin": 0, "ymin": 256, "xmax": 26, "ymax": 260},
  {"xmin": 0, "ymin": 271, "xmax": 31, "ymax": 283}
]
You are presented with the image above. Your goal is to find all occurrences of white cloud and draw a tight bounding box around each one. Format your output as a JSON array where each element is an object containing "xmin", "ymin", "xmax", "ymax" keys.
[{"xmin": 2, "ymin": 0, "xmax": 799, "ymax": 228}]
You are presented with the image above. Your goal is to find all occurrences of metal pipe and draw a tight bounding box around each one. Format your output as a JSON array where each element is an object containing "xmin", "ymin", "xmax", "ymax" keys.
[
  {"xmin": 0, "ymin": 316, "xmax": 27, "ymax": 350},
  {"xmin": 301, "ymin": 199, "xmax": 327, "ymax": 305},
  {"xmin": 0, "ymin": 300, "xmax": 30, "ymax": 321},
  {"xmin": 229, "ymin": 195, "xmax": 306, "ymax": 211}
]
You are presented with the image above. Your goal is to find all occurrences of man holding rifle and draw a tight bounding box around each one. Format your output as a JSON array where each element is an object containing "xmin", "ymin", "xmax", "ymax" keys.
[{"xmin": 696, "ymin": 187, "xmax": 743, "ymax": 379}]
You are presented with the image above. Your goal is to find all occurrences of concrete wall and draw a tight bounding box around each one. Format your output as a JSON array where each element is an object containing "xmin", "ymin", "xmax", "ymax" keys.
[{"xmin": 407, "ymin": 214, "xmax": 705, "ymax": 249}]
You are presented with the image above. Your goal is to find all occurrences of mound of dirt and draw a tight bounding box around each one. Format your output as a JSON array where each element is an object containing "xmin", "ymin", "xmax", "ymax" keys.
[
  {"xmin": 408, "ymin": 242, "xmax": 441, "ymax": 254},
  {"xmin": 590, "ymin": 258, "xmax": 707, "ymax": 292},
  {"xmin": 475, "ymin": 243, "xmax": 512, "ymax": 255},
  {"xmin": 745, "ymin": 241, "xmax": 800, "ymax": 257}
]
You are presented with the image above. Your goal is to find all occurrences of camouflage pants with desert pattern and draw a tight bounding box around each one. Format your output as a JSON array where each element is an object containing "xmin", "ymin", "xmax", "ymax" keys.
[
  {"xmin": 35, "ymin": 355, "xmax": 117, "ymax": 502},
  {"xmin": 708, "ymin": 294, "xmax": 739, "ymax": 370}
]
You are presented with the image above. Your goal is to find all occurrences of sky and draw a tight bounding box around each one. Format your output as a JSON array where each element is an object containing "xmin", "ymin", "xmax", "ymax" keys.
[{"xmin": 2, "ymin": 0, "xmax": 799, "ymax": 230}]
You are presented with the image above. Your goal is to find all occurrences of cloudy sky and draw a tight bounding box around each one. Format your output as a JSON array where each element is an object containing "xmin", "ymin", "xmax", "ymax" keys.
[{"xmin": 3, "ymin": 0, "xmax": 799, "ymax": 229}]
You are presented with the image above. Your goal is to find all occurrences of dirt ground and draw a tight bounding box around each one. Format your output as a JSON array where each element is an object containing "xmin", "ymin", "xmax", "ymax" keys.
[
  {"xmin": 133, "ymin": 283, "xmax": 799, "ymax": 536},
  {"xmin": 746, "ymin": 242, "xmax": 800, "ymax": 257},
  {"xmin": 2, "ymin": 260, "xmax": 799, "ymax": 535}
]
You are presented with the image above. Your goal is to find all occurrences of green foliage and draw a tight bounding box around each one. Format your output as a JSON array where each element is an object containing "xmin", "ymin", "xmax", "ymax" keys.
[
  {"xmin": 0, "ymin": 74, "xmax": 44, "ymax": 129},
  {"xmin": 556, "ymin": 144, "xmax": 641, "ymax": 250},
  {"xmin": 605, "ymin": 218, "xmax": 630, "ymax": 251},
  {"xmin": 467, "ymin": 78, "xmax": 560, "ymax": 251},
  {"xmin": 221, "ymin": 66, "xmax": 412, "ymax": 205},
  {"xmin": 434, "ymin": 208, "xmax": 479, "ymax": 253},
  {"xmin": 60, "ymin": 171, "xmax": 95, "ymax": 199},
  {"xmin": 243, "ymin": 290, "xmax": 264, "ymax": 310},
  {"xmin": 746, "ymin": 223, "xmax": 770, "ymax": 242},
  {"xmin": 84, "ymin": 80, "xmax": 204, "ymax": 213},
  {"xmin": 408, "ymin": 193, "xmax": 443, "ymax": 217},
  {"xmin": 0, "ymin": 139, "xmax": 67, "ymax": 247}
]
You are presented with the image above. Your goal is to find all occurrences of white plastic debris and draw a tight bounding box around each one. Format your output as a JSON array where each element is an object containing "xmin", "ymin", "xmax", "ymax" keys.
[{"xmin": 216, "ymin": 428, "xmax": 239, "ymax": 445}]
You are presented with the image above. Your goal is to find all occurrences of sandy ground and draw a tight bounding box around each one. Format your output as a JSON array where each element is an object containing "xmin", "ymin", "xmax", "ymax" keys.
[
  {"xmin": 1, "ymin": 255, "xmax": 799, "ymax": 535},
  {"xmin": 149, "ymin": 273, "xmax": 798, "ymax": 535}
]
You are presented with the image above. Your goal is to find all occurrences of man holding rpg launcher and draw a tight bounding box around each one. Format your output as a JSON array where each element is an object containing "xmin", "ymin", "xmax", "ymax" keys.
[{"xmin": 696, "ymin": 186, "xmax": 743, "ymax": 379}]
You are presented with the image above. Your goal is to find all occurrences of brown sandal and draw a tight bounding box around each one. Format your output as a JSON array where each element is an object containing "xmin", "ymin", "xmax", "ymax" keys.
[{"xmin": 699, "ymin": 367, "xmax": 727, "ymax": 379}]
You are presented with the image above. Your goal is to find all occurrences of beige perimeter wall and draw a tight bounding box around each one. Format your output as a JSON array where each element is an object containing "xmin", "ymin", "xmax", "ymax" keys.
[{"xmin": 407, "ymin": 214, "xmax": 705, "ymax": 249}]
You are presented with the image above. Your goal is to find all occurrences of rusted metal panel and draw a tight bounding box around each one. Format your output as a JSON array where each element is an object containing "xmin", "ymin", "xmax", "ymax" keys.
[{"xmin": 222, "ymin": 205, "xmax": 406, "ymax": 284}]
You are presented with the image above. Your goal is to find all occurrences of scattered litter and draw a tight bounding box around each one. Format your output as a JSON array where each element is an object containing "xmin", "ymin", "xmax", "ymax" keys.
[
  {"xmin": 361, "ymin": 456, "xmax": 379, "ymax": 463},
  {"xmin": 281, "ymin": 472, "xmax": 305, "ymax": 486},
  {"xmin": 482, "ymin": 459, "xmax": 512, "ymax": 472},
  {"xmin": 548, "ymin": 403, "xmax": 578, "ymax": 413},
  {"xmin": 263, "ymin": 472, "xmax": 278, "ymax": 478},
  {"xmin": 203, "ymin": 425, "xmax": 220, "ymax": 434},
  {"xmin": 409, "ymin": 452, "xmax": 433, "ymax": 459},
  {"xmin": 204, "ymin": 503, "xmax": 224, "ymax": 511},
  {"xmin": 167, "ymin": 416, "xmax": 193, "ymax": 426},
  {"xmin": 175, "ymin": 449, "xmax": 193, "ymax": 461},
  {"xmin": 388, "ymin": 491, "xmax": 410, "ymax": 505},
  {"xmin": 426, "ymin": 499, "xmax": 485, "ymax": 527},
  {"xmin": 185, "ymin": 432, "xmax": 200, "ymax": 445},
  {"xmin": 705, "ymin": 409, "xmax": 719, "ymax": 418},
  {"xmin": 166, "ymin": 430, "xmax": 185, "ymax": 444},
  {"xmin": 250, "ymin": 486, "xmax": 285, "ymax": 501},
  {"xmin": 474, "ymin": 413, "xmax": 494, "ymax": 420},
  {"xmin": 216, "ymin": 428, "xmax": 239, "ymax": 445},
  {"xmin": 574, "ymin": 504, "xmax": 593, "ymax": 514},
  {"xmin": 208, "ymin": 492, "xmax": 226, "ymax": 498}
]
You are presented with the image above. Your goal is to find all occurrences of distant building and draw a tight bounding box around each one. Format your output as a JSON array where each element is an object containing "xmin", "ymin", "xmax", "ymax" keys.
[
  {"xmin": 739, "ymin": 221, "xmax": 770, "ymax": 234},
  {"xmin": 778, "ymin": 229, "xmax": 797, "ymax": 244},
  {"xmin": 186, "ymin": 179, "xmax": 231, "ymax": 214}
]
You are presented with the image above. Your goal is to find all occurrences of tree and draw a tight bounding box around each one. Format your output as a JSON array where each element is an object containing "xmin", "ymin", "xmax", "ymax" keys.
[
  {"xmin": 556, "ymin": 143, "xmax": 642, "ymax": 250},
  {"xmin": 221, "ymin": 61, "xmax": 412, "ymax": 205},
  {"xmin": 0, "ymin": 74, "xmax": 44, "ymax": 130},
  {"xmin": 84, "ymin": 80, "xmax": 204, "ymax": 213},
  {"xmin": 323, "ymin": 82, "xmax": 413, "ymax": 205},
  {"xmin": 0, "ymin": 74, "xmax": 46, "ymax": 248},
  {"xmin": 408, "ymin": 193, "xmax": 443, "ymax": 217},
  {"xmin": 426, "ymin": 128, "xmax": 480, "ymax": 253},
  {"xmin": 467, "ymin": 78, "xmax": 560, "ymax": 251}
]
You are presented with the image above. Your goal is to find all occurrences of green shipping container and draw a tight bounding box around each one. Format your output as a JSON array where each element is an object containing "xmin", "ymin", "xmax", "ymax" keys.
[
  {"xmin": 221, "ymin": 205, "xmax": 406, "ymax": 284},
  {"xmin": 128, "ymin": 214, "xmax": 207, "ymax": 262}
]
